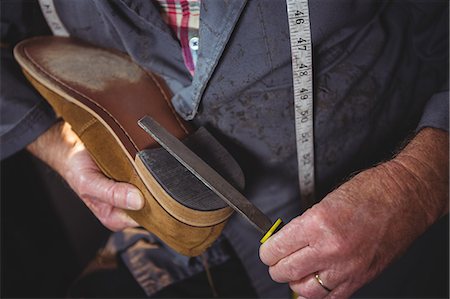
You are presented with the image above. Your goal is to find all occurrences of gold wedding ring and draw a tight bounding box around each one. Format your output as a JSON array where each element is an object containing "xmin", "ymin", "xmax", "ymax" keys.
[{"xmin": 314, "ymin": 273, "xmax": 332, "ymax": 292}]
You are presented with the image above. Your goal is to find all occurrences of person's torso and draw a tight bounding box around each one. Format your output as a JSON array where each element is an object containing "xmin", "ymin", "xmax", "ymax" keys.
[{"xmin": 49, "ymin": 0, "xmax": 448, "ymax": 295}]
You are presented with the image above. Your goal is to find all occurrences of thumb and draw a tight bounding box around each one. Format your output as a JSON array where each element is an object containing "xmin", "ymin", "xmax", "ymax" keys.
[{"xmin": 76, "ymin": 169, "xmax": 145, "ymax": 211}]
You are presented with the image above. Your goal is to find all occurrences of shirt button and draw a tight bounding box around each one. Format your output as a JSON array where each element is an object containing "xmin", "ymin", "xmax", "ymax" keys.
[{"xmin": 189, "ymin": 37, "xmax": 199, "ymax": 51}]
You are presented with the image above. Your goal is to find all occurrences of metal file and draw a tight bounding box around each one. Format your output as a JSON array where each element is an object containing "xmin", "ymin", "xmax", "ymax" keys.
[{"xmin": 138, "ymin": 115, "xmax": 280, "ymax": 238}]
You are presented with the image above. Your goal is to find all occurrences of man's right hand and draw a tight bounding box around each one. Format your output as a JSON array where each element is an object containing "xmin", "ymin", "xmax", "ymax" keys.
[{"xmin": 27, "ymin": 121, "xmax": 143, "ymax": 231}]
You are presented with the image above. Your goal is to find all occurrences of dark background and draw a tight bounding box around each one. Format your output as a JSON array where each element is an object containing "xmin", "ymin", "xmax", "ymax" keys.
[
  {"xmin": 1, "ymin": 150, "xmax": 109, "ymax": 297},
  {"xmin": 0, "ymin": 150, "xmax": 449, "ymax": 298}
]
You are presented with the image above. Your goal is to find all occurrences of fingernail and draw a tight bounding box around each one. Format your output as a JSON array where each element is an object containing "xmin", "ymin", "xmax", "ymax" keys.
[{"xmin": 126, "ymin": 189, "xmax": 144, "ymax": 210}]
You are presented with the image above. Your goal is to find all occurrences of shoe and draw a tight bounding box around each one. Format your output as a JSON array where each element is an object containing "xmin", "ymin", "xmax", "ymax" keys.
[{"xmin": 14, "ymin": 36, "xmax": 242, "ymax": 256}]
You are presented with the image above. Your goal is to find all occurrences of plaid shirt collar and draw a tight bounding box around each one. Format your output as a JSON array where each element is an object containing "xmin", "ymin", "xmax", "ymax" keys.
[{"xmin": 155, "ymin": 0, "xmax": 200, "ymax": 76}]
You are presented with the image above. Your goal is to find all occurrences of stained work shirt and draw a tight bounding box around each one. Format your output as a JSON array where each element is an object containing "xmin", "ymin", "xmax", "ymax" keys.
[{"xmin": 1, "ymin": 0, "xmax": 448, "ymax": 297}]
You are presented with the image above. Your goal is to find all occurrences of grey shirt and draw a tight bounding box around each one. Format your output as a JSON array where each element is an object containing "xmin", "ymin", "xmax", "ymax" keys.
[{"xmin": 1, "ymin": 0, "xmax": 448, "ymax": 297}]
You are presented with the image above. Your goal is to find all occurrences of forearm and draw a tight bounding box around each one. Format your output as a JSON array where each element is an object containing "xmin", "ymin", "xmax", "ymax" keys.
[
  {"xmin": 338, "ymin": 127, "xmax": 449, "ymax": 252},
  {"xmin": 391, "ymin": 127, "xmax": 449, "ymax": 222}
]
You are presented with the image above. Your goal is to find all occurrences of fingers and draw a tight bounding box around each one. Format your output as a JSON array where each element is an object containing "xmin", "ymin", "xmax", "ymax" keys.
[
  {"xmin": 290, "ymin": 272, "xmax": 338, "ymax": 299},
  {"xmin": 36, "ymin": 128, "xmax": 143, "ymax": 231},
  {"xmin": 84, "ymin": 197, "xmax": 140, "ymax": 231},
  {"xmin": 268, "ymin": 246, "xmax": 320, "ymax": 283},
  {"xmin": 76, "ymin": 169, "xmax": 144, "ymax": 211},
  {"xmin": 290, "ymin": 274, "xmax": 329, "ymax": 299},
  {"xmin": 260, "ymin": 217, "xmax": 309, "ymax": 266},
  {"xmin": 64, "ymin": 148, "xmax": 144, "ymax": 231}
]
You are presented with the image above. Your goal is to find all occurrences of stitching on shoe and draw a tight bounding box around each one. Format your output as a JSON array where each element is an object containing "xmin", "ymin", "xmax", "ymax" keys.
[{"xmin": 24, "ymin": 46, "xmax": 140, "ymax": 152}]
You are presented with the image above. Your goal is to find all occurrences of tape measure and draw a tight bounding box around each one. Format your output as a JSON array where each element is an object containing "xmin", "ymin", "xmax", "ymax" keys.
[
  {"xmin": 286, "ymin": 0, "xmax": 316, "ymax": 207},
  {"xmin": 38, "ymin": 0, "xmax": 69, "ymax": 37}
]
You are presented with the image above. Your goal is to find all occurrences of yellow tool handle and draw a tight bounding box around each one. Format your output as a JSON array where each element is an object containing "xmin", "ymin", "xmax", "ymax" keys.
[{"xmin": 260, "ymin": 218, "xmax": 283, "ymax": 243}]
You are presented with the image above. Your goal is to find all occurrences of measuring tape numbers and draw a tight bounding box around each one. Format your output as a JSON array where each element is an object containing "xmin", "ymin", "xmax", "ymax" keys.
[
  {"xmin": 286, "ymin": 0, "xmax": 316, "ymax": 207},
  {"xmin": 38, "ymin": 0, "xmax": 69, "ymax": 37}
]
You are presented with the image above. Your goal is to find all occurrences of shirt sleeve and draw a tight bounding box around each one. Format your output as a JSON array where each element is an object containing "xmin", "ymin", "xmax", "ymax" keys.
[
  {"xmin": 0, "ymin": 0, "xmax": 57, "ymax": 160},
  {"xmin": 409, "ymin": 1, "xmax": 449, "ymax": 133},
  {"xmin": 416, "ymin": 90, "xmax": 449, "ymax": 132}
]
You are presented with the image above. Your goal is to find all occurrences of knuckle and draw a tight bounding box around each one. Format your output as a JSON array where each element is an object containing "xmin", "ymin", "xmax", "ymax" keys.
[
  {"xmin": 75, "ymin": 174, "xmax": 92, "ymax": 197},
  {"xmin": 101, "ymin": 216, "xmax": 121, "ymax": 232},
  {"xmin": 108, "ymin": 184, "xmax": 128, "ymax": 208},
  {"xmin": 299, "ymin": 285, "xmax": 317, "ymax": 299},
  {"xmin": 289, "ymin": 215, "xmax": 304, "ymax": 228},
  {"xmin": 285, "ymin": 262, "xmax": 301, "ymax": 281},
  {"xmin": 305, "ymin": 207, "xmax": 350, "ymax": 258},
  {"xmin": 307, "ymin": 206, "xmax": 327, "ymax": 228},
  {"xmin": 268, "ymin": 266, "xmax": 285, "ymax": 283},
  {"xmin": 104, "ymin": 184, "xmax": 117, "ymax": 205},
  {"xmin": 95, "ymin": 202, "xmax": 112, "ymax": 220},
  {"xmin": 325, "ymin": 234, "xmax": 350, "ymax": 257},
  {"xmin": 97, "ymin": 202, "xmax": 109, "ymax": 219},
  {"xmin": 268, "ymin": 242, "xmax": 286, "ymax": 263},
  {"xmin": 260, "ymin": 239, "xmax": 286, "ymax": 266},
  {"xmin": 282, "ymin": 223, "xmax": 300, "ymax": 243},
  {"xmin": 271, "ymin": 259, "xmax": 300, "ymax": 282},
  {"xmin": 291, "ymin": 278, "xmax": 323, "ymax": 299}
]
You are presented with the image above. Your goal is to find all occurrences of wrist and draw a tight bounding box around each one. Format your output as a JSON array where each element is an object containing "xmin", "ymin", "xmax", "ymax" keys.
[
  {"xmin": 375, "ymin": 160, "xmax": 438, "ymax": 231},
  {"xmin": 26, "ymin": 121, "xmax": 84, "ymax": 178},
  {"xmin": 332, "ymin": 128, "xmax": 448, "ymax": 247},
  {"xmin": 390, "ymin": 128, "xmax": 449, "ymax": 222}
]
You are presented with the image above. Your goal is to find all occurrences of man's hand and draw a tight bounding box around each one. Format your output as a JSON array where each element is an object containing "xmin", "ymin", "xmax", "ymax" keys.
[
  {"xmin": 27, "ymin": 121, "xmax": 144, "ymax": 231},
  {"xmin": 260, "ymin": 128, "xmax": 448, "ymax": 298}
]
